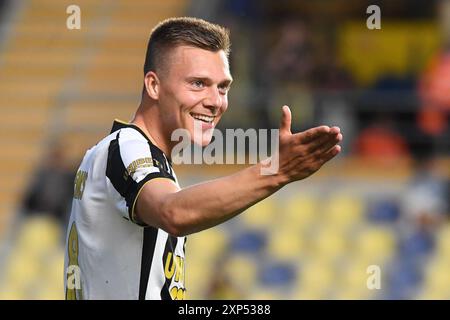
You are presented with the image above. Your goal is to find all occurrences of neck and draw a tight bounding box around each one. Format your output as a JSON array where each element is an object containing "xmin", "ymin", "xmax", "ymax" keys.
[{"xmin": 131, "ymin": 102, "xmax": 172, "ymax": 158}]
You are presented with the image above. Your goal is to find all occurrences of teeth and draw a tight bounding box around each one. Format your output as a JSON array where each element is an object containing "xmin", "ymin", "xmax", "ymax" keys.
[{"xmin": 191, "ymin": 113, "xmax": 214, "ymax": 123}]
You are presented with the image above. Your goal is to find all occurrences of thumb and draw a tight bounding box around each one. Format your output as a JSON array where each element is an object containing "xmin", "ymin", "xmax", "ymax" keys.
[{"xmin": 280, "ymin": 105, "xmax": 292, "ymax": 135}]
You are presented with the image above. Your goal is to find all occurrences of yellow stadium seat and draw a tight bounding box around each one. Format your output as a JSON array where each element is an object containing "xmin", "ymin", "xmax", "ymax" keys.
[
  {"xmin": 79, "ymin": 77, "xmax": 141, "ymax": 95},
  {"xmin": 4, "ymin": 251, "xmax": 41, "ymax": 290},
  {"xmin": 435, "ymin": 224, "xmax": 450, "ymax": 258},
  {"xmin": 44, "ymin": 251, "xmax": 65, "ymax": 282},
  {"xmin": 417, "ymin": 287, "xmax": 450, "ymax": 300},
  {"xmin": 186, "ymin": 227, "xmax": 228, "ymax": 261},
  {"xmin": 0, "ymin": 50, "xmax": 79, "ymax": 67},
  {"xmin": 334, "ymin": 287, "xmax": 375, "ymax": 300},
  {"xmin": 321, "ymin": 193, "xmax": 365, "ymax": 231},
  {"xmin": 338, "ymin": 260, "xmax": 376, "ymax": 296},
  {"xmin": 60, "ymin": 131, "xmax": 105, "ymax": 163},
  {"xmin": 64, "ymin": 101, "xmax": 130, "ymax": 127},
  {"xmin": 423, "ymin": 256, "xmax": 450, "ymax": 293},
  {"xmin": 184, "ymin": 260, "xmax": 215, "ymax": 299},
  {"xmin": 0, "ymin": 282, "xmax": 26, "ymax": 300},
  {"xmin": 310, "ymin": 225, "xmax": 348, "ymax": 262},
  {"xmin": 1, "ymin": 63, "xmax": 73, "ymax": 79},
  {"xmin": 248, "ymin": 286, "xmax": 285, "ymax": 300},
  {"xmin": 283, "ymin": 194, "xmax": 320, "ymax": 230},
  {"xmin": 90, "ymin": 50, "xmax": 142, "ymax": 67},
  {"xmin": 185, "ymin": 228, "xmax": 229, "ymax": 299},
  {"xmin": 295, "ymin": 288, "xmax": 329, "ymax": 300},
  {"xmin": 266, "ymin": 228, "xmax": 307, "ymax": 262},
  {"xmin": 223, "ymin": 254, "xmax": 258, "ymax": 295},
  {"xmin": 2, "ymin": 222, "xmax": 65, "ymax": 299},
  {"xmin": 36, "ymin": 284, "xmax": 65, "ymax": 300},
  {"xmin": 16, "ymin": 216, "xmax": 62, "ymax": 257},
  {"xmin": 353, "ymin": 226, "xmax": 395, "ymax": 264},
  {"xmin": 240, "ymin": 198, "xmax": 277, "ymax": 231},
  {"xmin": 339, "ymin": 22, "xmax": 439, "ymax": 86},
  {"xmin": 2, "ymin": 108, "xmax": 50, "ymax": 128},
  {"xmin": 295, "ymin": 259, "xmax": 335, "ymax": 295}
]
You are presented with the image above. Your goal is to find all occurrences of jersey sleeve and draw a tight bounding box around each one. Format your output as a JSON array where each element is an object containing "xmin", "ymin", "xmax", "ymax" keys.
[{"xmin": 105, "ymin": 131, "xmax": 175, "ymax": 226}]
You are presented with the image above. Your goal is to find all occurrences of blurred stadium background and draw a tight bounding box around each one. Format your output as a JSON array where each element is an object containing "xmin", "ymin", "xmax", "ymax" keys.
[{"xmin": 0, "ymin": 0, "xmax": 449, "ymax": 300}]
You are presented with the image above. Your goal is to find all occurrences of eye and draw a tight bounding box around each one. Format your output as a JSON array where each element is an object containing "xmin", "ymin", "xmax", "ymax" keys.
[
  {"xmin": 218, "ymin": 84, "xmax": 230, "ymax": 94},
  {"xmin": 191, "ymin": 80, "xmax": 205, "ymax": 88}
]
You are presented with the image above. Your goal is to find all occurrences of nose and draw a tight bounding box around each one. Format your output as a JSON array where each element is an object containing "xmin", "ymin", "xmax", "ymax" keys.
[{"xmin": 203, "ymin": 86, "xmax": 222, "ymax": 115}]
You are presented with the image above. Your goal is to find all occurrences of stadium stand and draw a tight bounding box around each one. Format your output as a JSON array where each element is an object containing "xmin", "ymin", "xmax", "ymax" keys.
[
  {"xmin": 0, "ymin": 0, "xmax": 448, "ymax": 300},
  {"xmin": 0, "ymin": 0, "xmax": 188, "ymax": 299}
]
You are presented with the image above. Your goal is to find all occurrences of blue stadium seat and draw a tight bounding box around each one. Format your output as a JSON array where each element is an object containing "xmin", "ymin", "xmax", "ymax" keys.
[
  {"xmin": 259, "ymin": 261, "xmax": 296, "ymax": 288},
  {"xmin": 386, "ymin": 258, "xmax": 423, "ymax": 299},
  {"xmin": 398, "ymin": 229, "xmax": 435, "ymax": 259},
  {"xmin": 230, "ymin": 229, "xmax": 267, "ymax": 255},
  {"xmin": 367, "ymin": 199, "xmax": 400, "ymax": 223}
]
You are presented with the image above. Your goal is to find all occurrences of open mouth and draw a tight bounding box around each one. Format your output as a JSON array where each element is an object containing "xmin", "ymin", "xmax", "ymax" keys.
[{"xmin": 190, "ymin": 112, "xmax": 215, "ymax": 124}]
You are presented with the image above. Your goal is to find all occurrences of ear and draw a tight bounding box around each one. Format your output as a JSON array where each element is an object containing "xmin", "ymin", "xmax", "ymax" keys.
[{"xmin": 143, "ymin": 71, "xmax": 160, "ymax": 100}]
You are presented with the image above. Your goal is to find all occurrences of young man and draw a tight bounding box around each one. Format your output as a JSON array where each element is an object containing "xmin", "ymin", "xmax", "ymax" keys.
[{"xmin": 64, "ymin": 17, "xmax": 342, "ymax": 300}]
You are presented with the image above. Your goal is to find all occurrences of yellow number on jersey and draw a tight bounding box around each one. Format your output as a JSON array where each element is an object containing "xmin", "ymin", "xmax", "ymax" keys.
[
  {"xmin": 65, "ymin": 222, "xmax": 83, "ymax": 300},
  {"xmin": 73, "ymin": 170, "xmax": 88, "ymax": 200}
]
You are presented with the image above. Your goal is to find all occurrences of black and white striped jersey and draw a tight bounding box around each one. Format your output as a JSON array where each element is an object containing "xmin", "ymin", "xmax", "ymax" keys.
[{"xmin": 64, "ymin": 120, "xmax": 186, "ymax": 300}]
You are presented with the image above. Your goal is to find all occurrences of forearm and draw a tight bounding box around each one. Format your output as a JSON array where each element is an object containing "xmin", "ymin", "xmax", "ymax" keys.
[
  {"xmin": 163, "ymin": 163, "xmax": 287, "ymax": 236},
  {"xmin": 138, "ymin": 107, "xmax": 342, "ymax": 236}
]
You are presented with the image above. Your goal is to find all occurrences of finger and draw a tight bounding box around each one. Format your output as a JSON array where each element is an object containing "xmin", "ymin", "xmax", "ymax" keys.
[
  {"xmin": 303, "ymin": 131, "xmax": 341, "ymax": 153},
  {"xmin": 295, "ymin": 126, "xmax": 330, "ymax": 144},
  {"xmin": 312, "ymin": 133, "xmax": 343, "ymax": 154},
  {"xmin": 321, "ymin": 145, "xmax": 341, "ymax": 164},
  {"xmin": 279, "ymin": 105, "xmax": 292, "ymax": 135},
  {"xmin": 329, "ymin": 126, "xmax": 341, "ymax": 135}
]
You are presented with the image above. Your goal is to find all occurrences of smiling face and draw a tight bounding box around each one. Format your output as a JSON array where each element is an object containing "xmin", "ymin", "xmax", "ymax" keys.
[{"xmin": 154, "ymin": 45, "xmax": 232, "ymax": 147}]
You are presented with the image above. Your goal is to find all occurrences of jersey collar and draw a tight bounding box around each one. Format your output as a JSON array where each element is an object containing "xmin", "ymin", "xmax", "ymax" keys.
[{"xmin": 110, "ymin": 119, "xmax": 172, "ymax": 165}]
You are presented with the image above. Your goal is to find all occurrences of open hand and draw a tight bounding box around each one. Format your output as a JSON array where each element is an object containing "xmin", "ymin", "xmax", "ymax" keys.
[{"xmin": 276, "ymin": 105, "xmax": 342, "ymax": 183}]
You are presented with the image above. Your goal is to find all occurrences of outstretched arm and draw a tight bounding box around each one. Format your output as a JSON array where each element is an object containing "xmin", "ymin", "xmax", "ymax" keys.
[{"xmin": 135, "ymin": 106, "xmax": 342, "ymax": 236}]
